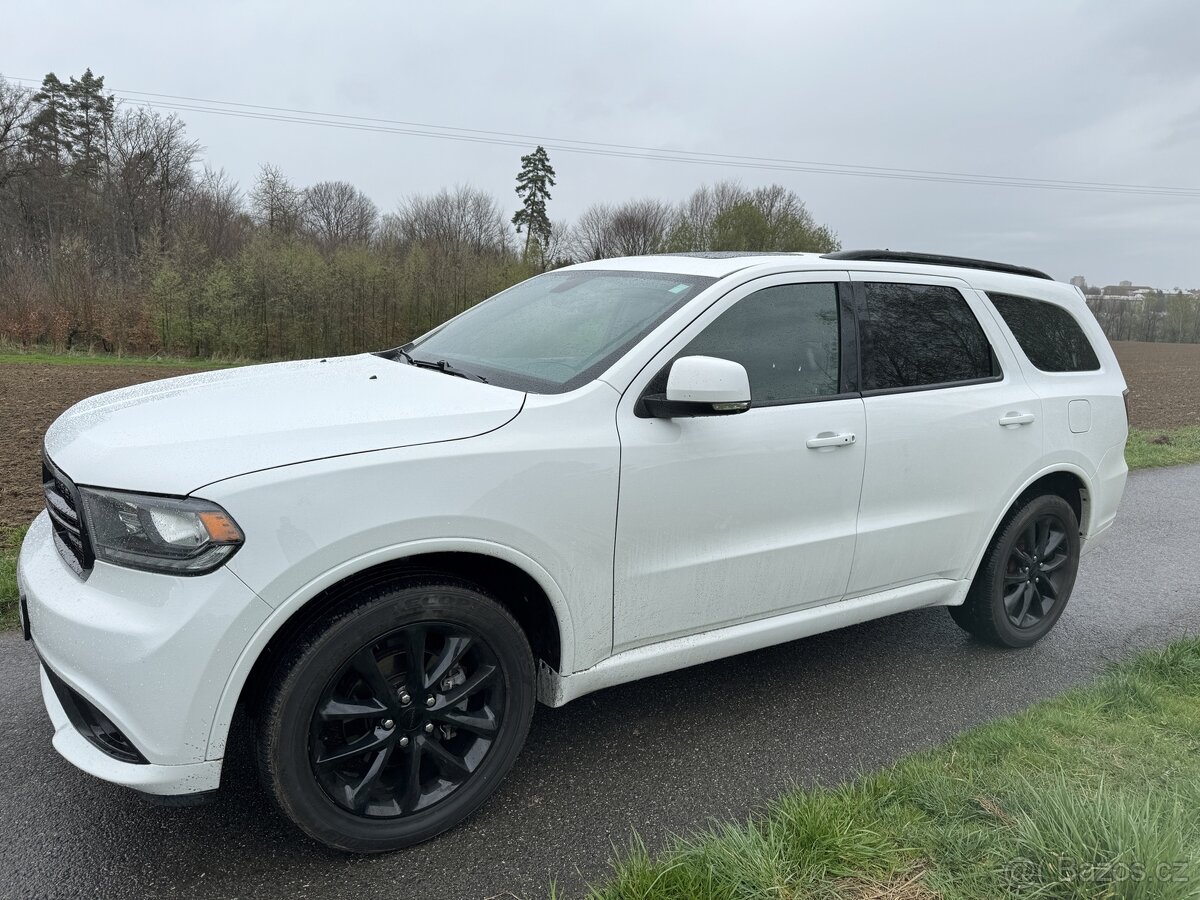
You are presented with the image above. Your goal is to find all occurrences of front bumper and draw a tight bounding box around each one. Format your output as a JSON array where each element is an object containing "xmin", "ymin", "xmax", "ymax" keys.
[
  {"xmin": 38, "ymin": 663, "xmax": 223, "ymax": 795},
  {"xmin": 18, "ymin": 512, "xmax": 272, "ymax": 794}
]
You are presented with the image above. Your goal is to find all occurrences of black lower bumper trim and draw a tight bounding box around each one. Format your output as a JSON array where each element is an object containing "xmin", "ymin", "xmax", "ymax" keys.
[
  {"xmin": 41, "ymin": 662, "xmax": 149, "ymax": 765},
  {"xmin": 139, "ymin": 789, "xmax": 219, "ymax": 807}
]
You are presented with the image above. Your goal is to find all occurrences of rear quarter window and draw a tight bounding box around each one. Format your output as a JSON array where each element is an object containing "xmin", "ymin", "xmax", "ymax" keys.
[{"xmin": 988, "ymin": 293, "xmax": 1100, "ymax": 372}]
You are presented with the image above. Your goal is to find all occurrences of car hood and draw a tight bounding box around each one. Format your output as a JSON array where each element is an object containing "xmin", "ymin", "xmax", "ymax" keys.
[{"xmin": 44, "ymin": 354, "xmax": 525, "ymax": 495}]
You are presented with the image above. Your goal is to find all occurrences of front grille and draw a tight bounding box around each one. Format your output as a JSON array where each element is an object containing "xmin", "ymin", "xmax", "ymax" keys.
[
  {"xmin": 42, "ymin": 663, "xmax": 148, "ymax": 764},
  {"xmin": 42, "ymin": 453, "xmax": 93, "ymax": 576}
]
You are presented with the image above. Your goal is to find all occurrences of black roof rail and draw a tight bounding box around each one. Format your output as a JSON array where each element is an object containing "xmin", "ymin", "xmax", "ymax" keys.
[
  {"xmin": 821, "ymin": 250, "xmax": 1053, "ymax": 281},
  {"xmin": 653, "ymin": 251, "xmax": 804, "ymax": 259}
]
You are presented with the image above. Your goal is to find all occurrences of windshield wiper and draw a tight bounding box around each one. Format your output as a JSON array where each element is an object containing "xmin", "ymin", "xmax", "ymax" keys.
[
  {"xmin": 427, "ymin": 358, "xmax": 489, "ymax": 383},
  {"xmin": 397, "ymin": 347, "xmax": 488, "ymax": 383}
]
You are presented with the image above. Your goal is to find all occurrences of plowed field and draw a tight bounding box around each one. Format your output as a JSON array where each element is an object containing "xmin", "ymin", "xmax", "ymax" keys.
[{"xmin": 1, "ymin": 341, "xmax": 1196, "ymax": 527}]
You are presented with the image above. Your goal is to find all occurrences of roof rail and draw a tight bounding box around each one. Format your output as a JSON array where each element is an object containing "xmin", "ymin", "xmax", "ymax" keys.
[
  {"xmin": 821, "ymin": 250, "xmax": 1053, "ymax": 281},
  {"xmin": 653, "ymin": 251, "xmax": 804, "ymax": 259}
]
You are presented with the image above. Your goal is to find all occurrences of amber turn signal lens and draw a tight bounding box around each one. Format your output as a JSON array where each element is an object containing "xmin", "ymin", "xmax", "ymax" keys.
[{"xmin": 198, "ymin": 510, "xmax": 244, "ymax": 543}]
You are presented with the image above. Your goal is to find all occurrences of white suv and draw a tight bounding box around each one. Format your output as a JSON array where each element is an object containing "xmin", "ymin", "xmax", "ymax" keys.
[{"xmin": 18, "ymin": 250, "xmax": 1128, "ymax": 851}]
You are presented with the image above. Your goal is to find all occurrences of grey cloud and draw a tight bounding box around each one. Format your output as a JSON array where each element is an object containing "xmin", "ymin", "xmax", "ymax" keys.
[{"xmin": 4, "ymin": 0, "xmax": 1199, "ymax": 286}]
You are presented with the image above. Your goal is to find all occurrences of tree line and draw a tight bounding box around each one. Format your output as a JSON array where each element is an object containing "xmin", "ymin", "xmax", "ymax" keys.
[
  {"xmin": 0, "ymin": 70, "xmax": 842, "ymax": 360},
  {"xmin": 1085, "ymin": 293, "xmax": 1200, "ymax": 345}
]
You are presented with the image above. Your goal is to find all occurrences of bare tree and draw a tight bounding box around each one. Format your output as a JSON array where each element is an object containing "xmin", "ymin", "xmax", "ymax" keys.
[
  {"xmin": 0, "ymin": 79, "xmax": 34, "ymax": 188},
  {"xmin": 608, "ymin": 198, "xmax": 673, "ymax": 256},
  {"xmin": 541, "ymin": 219, "xmax": 574, "ymax": 268},
  {"xmin": 302, "ymin": 180, "xmax": 378, "ymax": 247},
  {"xmin": 386, "ymin": 184, "xmax": 510, "ymax": 255},
  {"xmin": 109, "ymin": 108, "xmax": 200, "ymax": 255},
  {"xmin": 572, "ymin": 203, "xmax": 613, "ymax": 260},
  {"xmin": 248, "ymin": 163, "xmax": 301, "ymax": 235},
  {"xmin": 183, "ymin": 167, "xmax": 246, "ymax": 257},
  {"xmin": 572, "ymin": 198, "xmax": 673, "ymax": 260}
]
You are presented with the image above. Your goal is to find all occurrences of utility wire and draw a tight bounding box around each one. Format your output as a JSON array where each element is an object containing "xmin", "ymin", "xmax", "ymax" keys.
[
  {"xmin": 42, "ymin": 83, "xmax": 1184, "ymax": 190},
  {"xmin": 5, "ymin": 73, "xmax": 1199, "ymax": 198}
]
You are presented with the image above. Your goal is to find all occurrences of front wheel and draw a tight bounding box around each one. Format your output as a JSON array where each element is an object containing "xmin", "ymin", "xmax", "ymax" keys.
[
  {"xmin": 949, "ymin": 494, "xmax": 1081, "ymax": 648},
  {"xmin": 257, "ymin": 578, "xmax": 535, "ymax": 852}
]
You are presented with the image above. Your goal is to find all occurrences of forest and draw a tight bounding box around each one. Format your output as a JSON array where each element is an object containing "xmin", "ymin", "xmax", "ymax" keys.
[
  {"xmin": 0, "ymin": 71, "xmax": 840, "ymax": 360},
  {"xmin": 3, "ymin": 70, "xmax": 1195, "ymax": 362}
]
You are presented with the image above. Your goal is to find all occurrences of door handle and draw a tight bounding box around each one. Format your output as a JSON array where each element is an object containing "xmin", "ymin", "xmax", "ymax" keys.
[
  {"xmin": 999, "ymin": 412, "xmax": 1036, "ymax": 427},
  {"xmin": 806, "ymin": 432, "xmax": 856, "ymax": 449}
]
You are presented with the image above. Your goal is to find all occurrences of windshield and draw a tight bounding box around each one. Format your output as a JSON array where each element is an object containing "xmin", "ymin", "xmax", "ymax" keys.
[{"xmin": 401, "ymin": 269, "xmax": 716, "ymax": 393}]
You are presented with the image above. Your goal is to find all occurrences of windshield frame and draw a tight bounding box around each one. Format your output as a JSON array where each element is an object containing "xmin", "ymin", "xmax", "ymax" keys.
[{"xmin": 383, "ymin": 268, "xmax": 718, "ymax": 394}]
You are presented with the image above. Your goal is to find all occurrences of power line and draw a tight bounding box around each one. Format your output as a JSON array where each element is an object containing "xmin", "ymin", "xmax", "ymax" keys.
[
  {"xmin": 105, "ymin": 87, "xmax": 1200, "ymax": 195},
  {"xmin": 5, "ymin": 73, "xmax": 1200, "ymax": 198}
]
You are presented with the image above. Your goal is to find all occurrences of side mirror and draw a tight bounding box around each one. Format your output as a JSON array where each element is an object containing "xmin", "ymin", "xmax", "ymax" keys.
[{"xmin": 643, "ymin": 356, "xmax": 752, "ymax": 418}]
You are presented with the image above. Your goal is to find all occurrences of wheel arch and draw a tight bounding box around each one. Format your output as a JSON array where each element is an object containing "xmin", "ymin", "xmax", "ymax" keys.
[
  {"xmin": 959, "ymin": 464, "xmax": 1092, "ymax": 596},
  {"xmin": 206, "ymin": 539, "xmax": 574, "ymax": 761}
]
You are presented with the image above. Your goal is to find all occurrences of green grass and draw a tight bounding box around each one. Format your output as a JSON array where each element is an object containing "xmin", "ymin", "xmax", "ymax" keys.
[
  {"xmin": 0, "ymin": 526, "xmax": 26, "ymax": 630},
  {"xmin": 0, "ymin": 349, "xmax": 236, "ymax": 367},
  {"xmin": 579, "ymin": 640, "xmax": 1200, "ymax": 899},
  {"xmin": 1126, "ymin": 426, "xmax": 1200, "ymax": 470}
]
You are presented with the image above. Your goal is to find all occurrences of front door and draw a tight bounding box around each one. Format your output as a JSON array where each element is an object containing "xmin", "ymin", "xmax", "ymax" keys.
[{"xmin": 612, "ymin": 273, "xmax": 866, "ymax": 653}]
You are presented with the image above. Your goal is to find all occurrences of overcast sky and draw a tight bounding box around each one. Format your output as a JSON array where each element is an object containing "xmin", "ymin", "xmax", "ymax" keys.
[{"xmin": 5, "ymin": 0, "xmax": 1199, "ymax": 287}]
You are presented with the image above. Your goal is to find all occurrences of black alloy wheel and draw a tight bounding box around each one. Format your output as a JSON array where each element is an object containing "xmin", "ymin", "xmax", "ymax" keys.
[
  {"xmin": 950, "ymin": 493, "xmax": 1081, "ymax": 648},
  {"xmin": 1001, "ymin": 514, "xmax": 1071, "ymax": 631},
  {"xmin": 258, "ymin": 579, "xmax": 535, "ymax": 852},
  {"xmin": 310, "ymin": 622, "xmax": 505, "ymax": 818}
]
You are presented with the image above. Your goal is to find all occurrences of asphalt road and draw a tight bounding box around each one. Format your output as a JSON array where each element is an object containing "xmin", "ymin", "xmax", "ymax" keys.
[{"xmin": 2, "ymin": 464, "xmax": 1199, "ymax": 900}]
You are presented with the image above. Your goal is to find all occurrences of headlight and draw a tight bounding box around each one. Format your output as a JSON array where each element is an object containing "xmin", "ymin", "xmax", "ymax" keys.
[{"xmin": 79, "ymin": 488, "xmax": 244, "ymax": 575}]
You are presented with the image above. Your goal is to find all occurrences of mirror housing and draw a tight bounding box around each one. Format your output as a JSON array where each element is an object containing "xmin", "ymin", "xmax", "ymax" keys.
[{"xmin": 643, "ymin": 356, "xmax": 752, "ymax": 418}]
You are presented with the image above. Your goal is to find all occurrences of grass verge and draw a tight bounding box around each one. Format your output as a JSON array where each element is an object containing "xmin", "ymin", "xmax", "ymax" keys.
[
  {"xmin": 1127, "ymin": 426, "xmax": 1200, "ymax": 470},
  {"xmin": 580, "ymin": 639, "xmax": 1200, "ymax": 899},
  {"xmin": 0, "ymin": 526, "xmax": 26, "ymax": 630},
  {"xmin": 0, "ymin": 350, "xmax": 236, "ymax": 368}
]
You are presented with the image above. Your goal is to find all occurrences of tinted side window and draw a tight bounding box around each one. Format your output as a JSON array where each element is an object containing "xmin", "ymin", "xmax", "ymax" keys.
[
  {"xmin": 859, "ymin": 283, "xmax": 996, "ymax": 391},
  {"xmin": 988, "ymin": 293, "xmax": 1100, "ymax": 372},
  {"xmin": 680, "ymin": 283, "xmax": 840, "ymax": 403}
]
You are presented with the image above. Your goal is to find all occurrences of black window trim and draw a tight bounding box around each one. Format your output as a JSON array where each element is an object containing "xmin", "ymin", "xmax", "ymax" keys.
[
  {"xmin": 745, "ymin": 390, "xmax": 863, "ymax": 410},
  {"xmin": 634, "ymin": 277, "xmax": 858, "ymax": 416},
  {"xmin": 985, "ymin": 290, "xmax": 1102, "ymax": 374},
  {"xmin": 838, "ymin": 282, "xmax": 861, "ymax": 395},
  {"xmin": 633, "ymin": 277, "xmax": 1014, "ymax": 415},
  {"xmin": 848, "ymin": 280, "xmax": 1006, "ymax": 397},
  {"xmin": 858, "ymin": 370, "xmax": 1004, "ymax": 399}
]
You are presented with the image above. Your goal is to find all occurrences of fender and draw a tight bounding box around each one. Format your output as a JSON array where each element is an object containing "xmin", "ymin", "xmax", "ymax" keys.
[
  {"xmin": 949, "ymin": 461, "xmax": 1095, "ymax": 606},
  {"xmin": 204, "ymin": 537, "xmax": 575, "ymax": 761}
]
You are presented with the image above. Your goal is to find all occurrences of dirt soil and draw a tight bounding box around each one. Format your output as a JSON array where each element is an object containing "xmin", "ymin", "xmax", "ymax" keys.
[
  {"xmin": 1, "ymin": 342, "xmax": 1197, "ymax": 527},
  {"xmin": 1, "ymin": 363, "xmax": 208, "ymax": 528},
  {"xmin": 1112, "ymin": 342, "xmax": 1200, "ymax": 432}
]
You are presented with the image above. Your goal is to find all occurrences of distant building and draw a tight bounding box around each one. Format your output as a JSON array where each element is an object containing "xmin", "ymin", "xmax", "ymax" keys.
[
  {"xmin": 1086, "ymin": 277, "xmax": 1188, "ymax": 301},
  {"xmin": 1099, "ymin": 283, "xmax": 1153, "ymax": 298}
]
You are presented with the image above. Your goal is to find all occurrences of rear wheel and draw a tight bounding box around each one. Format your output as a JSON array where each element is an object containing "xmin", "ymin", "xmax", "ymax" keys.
[
  {"xmin": 257, "ymin": 578, "xmax": 535, "ymax": 852},
  {"xmin": 949, "ymin": 494, "xmax": 1080, "ymax": 648}
]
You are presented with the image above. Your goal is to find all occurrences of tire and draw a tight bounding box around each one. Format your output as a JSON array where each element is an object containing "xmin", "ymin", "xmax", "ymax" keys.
[
  {"xmin": 949, "ymin": 494, "xmax": 1081, "ymax": 648},
  {"xmin": 256, "ymin": 577, "xmax": 535, "ymax": 852}
]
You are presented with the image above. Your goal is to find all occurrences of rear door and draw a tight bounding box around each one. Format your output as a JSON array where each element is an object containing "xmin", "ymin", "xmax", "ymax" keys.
[{"xmin": 845, "ymin": 273, "xmax": 1042, "ymax": 596}]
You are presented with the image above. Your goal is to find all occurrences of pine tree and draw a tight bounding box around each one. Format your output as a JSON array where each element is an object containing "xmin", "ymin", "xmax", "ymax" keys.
[
  {"xmin": 26, "ymin": 73, "xmax": 73, "ymax": 168},
  {"xmin": 511, "ymin": 145, "xmax": 556, "ymax": 267},
  {"xmin": 65, "ymin": 68, "xmax": 114, "ymax": 182}
]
